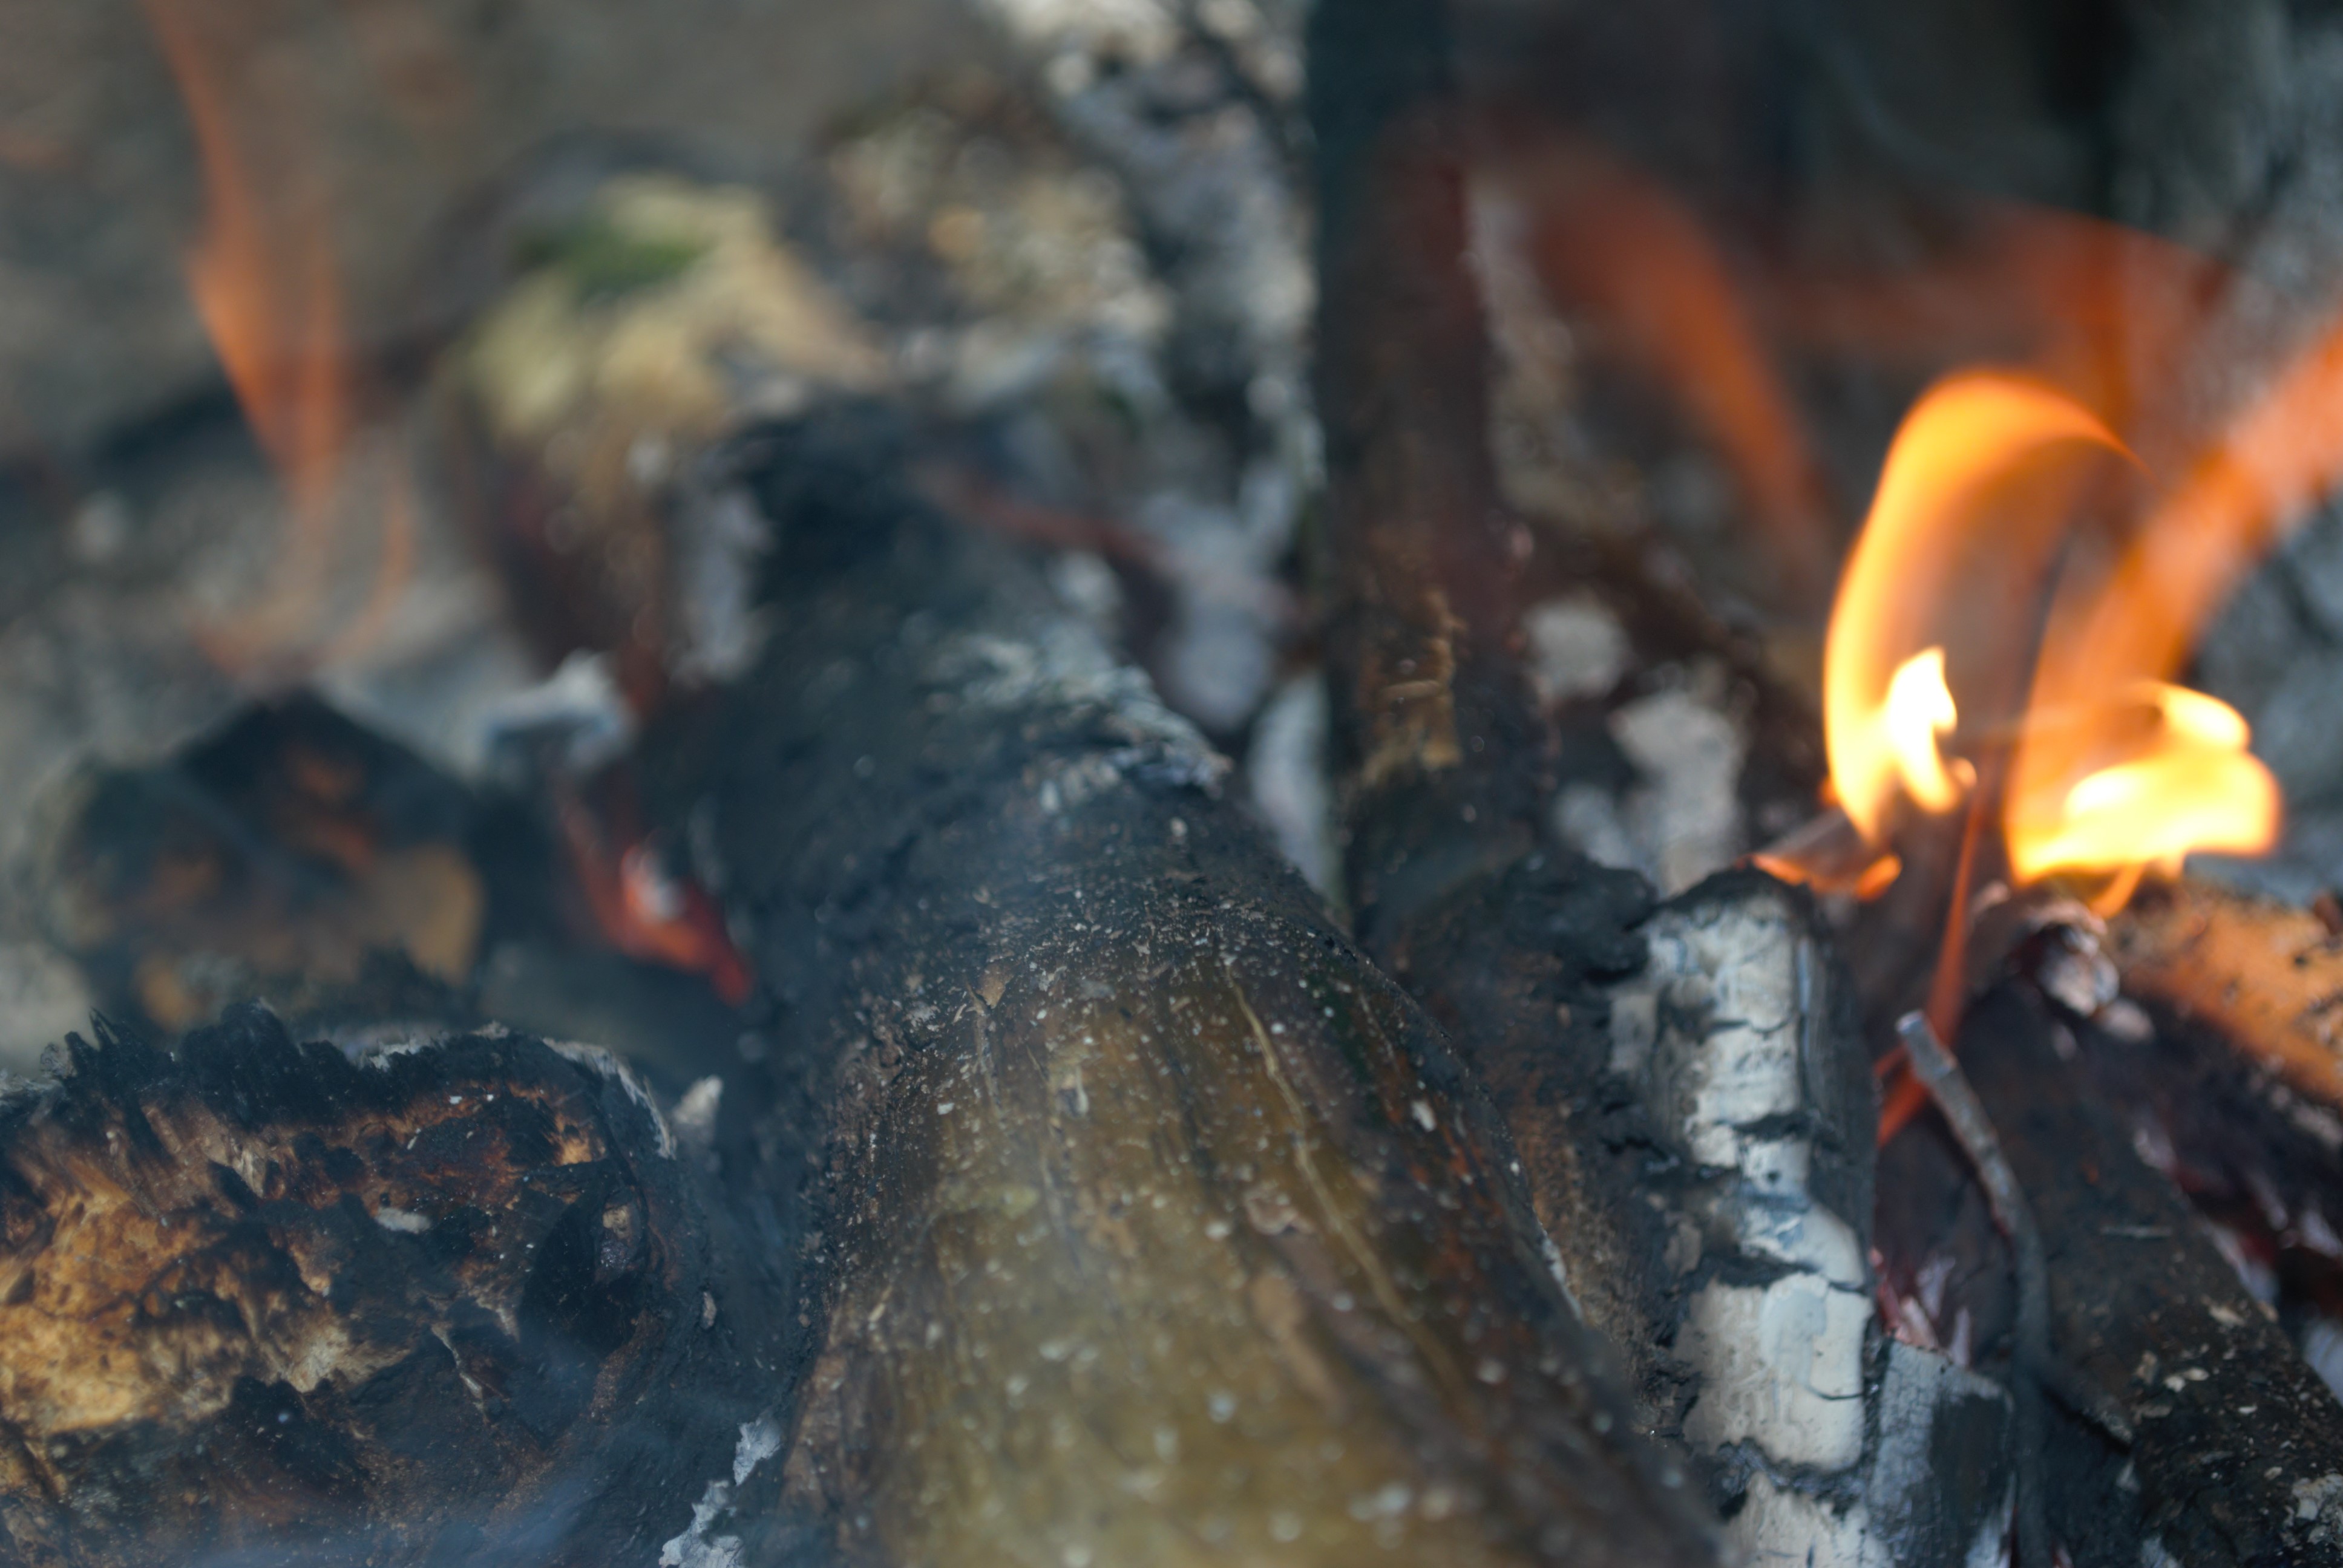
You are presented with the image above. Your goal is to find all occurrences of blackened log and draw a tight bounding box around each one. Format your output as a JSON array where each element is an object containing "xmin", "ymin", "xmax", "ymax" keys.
[
  {"xmin": 637, "ymin": 412, "xmax": 1719, "ymax": 1566},
  {"xmin": 1307, "ymin": 5, "xmax": 2007, "ymax": 1563},
  {"xmin": 2027, "ymin": 880, "xmax": 2343, "ymax": 1422},
  {"xmin": 1947, "ymin": 981, "xmax": 2343, "ymax": 1566},
  {"xmin": 1309, "ymin": 0, "xmax": 1544, "ymax": 905},
  {"xmin": 0, "ymin": 1004, "xmax": 793, "ymax": 1567},
  {"xmin": 1309, "ymin": 0, "xmax": 1662, "ymax": 1387},
  {"xmin": 24, "ymin": 693, "xmax": 752, "ymax": 1085}
]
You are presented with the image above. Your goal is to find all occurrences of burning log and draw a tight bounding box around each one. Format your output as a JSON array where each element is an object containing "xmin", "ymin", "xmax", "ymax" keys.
[
  {"xmin": 2102, "ymin": 875, "xmax": 2343, "ymax": 1119},
  {"xmin": 631, "ymin": 410, "xmax": 1719, "ymax": 1564},
  {"xmin": 0, "ymin": 1004, "xmax": 792, "ymax": 1566},
  {"xmin": 27, "ymin": 696, "xmax": 489, "ymax": 1039}
]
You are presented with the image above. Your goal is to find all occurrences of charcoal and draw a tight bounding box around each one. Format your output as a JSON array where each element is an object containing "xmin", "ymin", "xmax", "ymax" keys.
[{"xmin": 0, "ymin": 1005, "xmax": 793, "ymax": 1567}]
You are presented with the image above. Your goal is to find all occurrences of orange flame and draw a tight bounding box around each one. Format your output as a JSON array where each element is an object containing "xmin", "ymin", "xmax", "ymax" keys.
[
  {"xmin": 1823, "ymin": 373, "xmax": 2122, "ymax": 838},
  {"xmin": 2023, "ymin": 313, "xmax": 2343, "ymax": 783},
  {"xmin": 1502, "ymin": 136, "xmax": 1837, "ymax": 612},
  {"xmin": 143, "ymin": 0, "xmax": 410, "ymax": 671},
  {"xmin": 1820, "ymin": 370, "xmax": 2280, "ymax": 911}
]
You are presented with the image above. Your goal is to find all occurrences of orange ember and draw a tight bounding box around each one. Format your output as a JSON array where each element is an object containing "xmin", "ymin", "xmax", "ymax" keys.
[{"xmin": 1815, "ymin": 370, "xmax": 2281, "ymax": 913}]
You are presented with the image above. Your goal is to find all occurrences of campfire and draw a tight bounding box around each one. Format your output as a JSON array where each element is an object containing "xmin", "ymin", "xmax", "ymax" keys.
[{"xmin": 7, "ymin": 0, "xmax": 2343, "ymax": 1564}]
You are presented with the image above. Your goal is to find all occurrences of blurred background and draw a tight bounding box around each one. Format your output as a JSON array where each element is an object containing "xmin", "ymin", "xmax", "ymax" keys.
[{"xmin": 6, "ymin": 0, "xmax": 2343, "ymax": 1073}]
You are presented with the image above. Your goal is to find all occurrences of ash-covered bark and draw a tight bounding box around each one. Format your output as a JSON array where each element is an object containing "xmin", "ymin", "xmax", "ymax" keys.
[
  {"xmin": 637, "ymin": 412, "xmax": 1718, "ymax": 1566},
  {"xmin": 0, "ymin": 1005, "xmax": 793, "ymax": 1567}
]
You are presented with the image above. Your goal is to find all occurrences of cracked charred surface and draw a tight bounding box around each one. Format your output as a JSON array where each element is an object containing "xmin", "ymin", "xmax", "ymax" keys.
[
  {"xmin": 643, "ymin": 414, "xmax": 1718, "ymax": 1566},
  {"xmin": 0, "ymin": 1005, "xmax": 790, "ymax": 1567}
]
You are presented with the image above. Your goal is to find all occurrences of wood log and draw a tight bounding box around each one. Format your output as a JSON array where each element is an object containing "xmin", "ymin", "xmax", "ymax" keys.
[
  {"xmin": 2103, "ymin": 876, "xmax": 2343, "ymax": 1118},
  {"xmin": 0, "ymin": 1004, "xmax": 793, "ymax": 1567},
  {"xmin": 632, "ymin": 409, "xmax": 1719, "ymax": 1565},
  {"xmin": 1892, "ymin": 978, "xmax": 2343, "ymax": 1565},
  {"xmin": 1309, "ymin": 5, "xmax": 2011, "ymax": 1564}
]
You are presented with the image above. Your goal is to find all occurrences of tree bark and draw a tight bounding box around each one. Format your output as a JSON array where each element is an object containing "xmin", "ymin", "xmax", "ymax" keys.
[{"xmin": 634, "ymin": 410, "xmax": 1720, "ymax": 1566}]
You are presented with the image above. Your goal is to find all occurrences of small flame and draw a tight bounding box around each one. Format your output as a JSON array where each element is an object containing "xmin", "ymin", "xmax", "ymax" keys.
[
  {"xmin": 143, "ymin": 0, "xmax": 409, "ymax": 672},
  {"xmin": 1881, "ymin": 648, "xmax": 1969, "ymax": 815},
  {"xmin": 2006, "ymin": 683, "xmax": 2279, "ymax": 900},
  {"xmin": 1818, "ymin": 370, "xmax": 2280, "ymax": 909},
  {"xmin": 1823, "ymin": 373, "xmax": 2119, "ymax": 841}
]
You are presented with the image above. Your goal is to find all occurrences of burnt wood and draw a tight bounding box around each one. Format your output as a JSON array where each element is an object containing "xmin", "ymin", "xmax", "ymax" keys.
[
  {"xmin": 1951, "ymin": 981, "xmax": 2343, "ymax": 1566},
  {"xmin": 0, "ymin": 1005, "xmax": 793, "ymax": 1567},
  {"xmin": 636, "ymin": 411, "xmax": 1720, "ymax": 1565}
]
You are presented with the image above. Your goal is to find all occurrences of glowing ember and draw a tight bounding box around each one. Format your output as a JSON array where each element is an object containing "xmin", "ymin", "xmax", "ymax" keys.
[
  {"xmin": 1815, "ymin": 370, "xmax": 2280, "ymax": 910},
  {"xmin": 1881, "ymin": 648, "xmax": 1968, "ymax": 816}
]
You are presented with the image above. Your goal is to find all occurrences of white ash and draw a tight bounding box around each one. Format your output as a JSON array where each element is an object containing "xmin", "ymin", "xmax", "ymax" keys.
[
  {"xmin": 0, "ymin": 941, "xmax": 94, "ymax": 1075},
  {"xmin": 1522, "ymin": 595, "xmax": 1630, "ymax": 706},
  {"xmin": 1046, "ymin": 550, "xmax": 1125, "ymax": 640},
  {"xmin": 1729, "ymin": 1471, "xmax": 1872, "ymax": 1568},
  {"xmin": 1245, "ymin": 670, "xmax": 1342, "ymax": 904},
  {"xmin": 658, "ymin": 1414, "xmax": 785, "ymax": 1568},
  {"xmin": 1611, "ymin": 683, "xmax": 1746, "ymax": 895},
  {"xmin": 960, "ymin": 0, "xmax": 1316, "ymax": 740},
  {"xmin": 476, "ymin": 648, "xmax": 638, "ymax": 787},
  {"xmin": 547, "ymin": 1038, "xmax": 679, "ymax": 1160},
  {"xmin": 669, "ymin": 483, "xmax": 776, "ymax": 684},
  {"xmin": 1550, "ymin": 662, "xmax": 1747, "ymax": 896},
  {"xmin": 1469, "ymin": 185, "xmax": 1591, "ymax": 529},
  {"xmin": 1608, "ymin": 880, "xmax": 2008, "ymax": 1566},
  {"xmin": 669, "ymin": 1076, "xmax": 726, "ymax": 1161},
  {"xmin": 925, "ymin": 618, "xmax": 1224, "ymax": 791},
  {"xmin": 1552, "ymin": 783, "xmax": 1643, "ymax": 875},
  {"xmin": 1678, "ymin": 1274, "xmax": 1869, "ymax": 1469}
]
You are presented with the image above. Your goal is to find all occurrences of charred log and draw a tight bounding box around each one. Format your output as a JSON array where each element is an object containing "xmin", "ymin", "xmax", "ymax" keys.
[
  {"xmin": 2031, "ymin": 879, "xmax": 2343, "ymax": 1412},
  {"xmin": 0, "ymin": 1004, "xmax": 792, "ymax": 1567},
  {"xmin": 634, "ymin": 411, "xmax": 1720, "ymax": 1565},
  {"xmin": 1306, "ymin": 3, "xmax": 2009, "ymax": 1563},
  {"xmin": 1906, "ymin": 980, "xmax": 2343, "ymax": 1566}
]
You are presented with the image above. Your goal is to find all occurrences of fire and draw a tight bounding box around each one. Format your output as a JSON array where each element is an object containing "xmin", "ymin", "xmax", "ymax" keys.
[
  {"xmin": 1881, "ymin": 648, "xmax": 1968, "ymax": 817},
  {"xmin": 1818, "ymin": 370, "xmax": 2280, "ymax": 911},
  {"xmin": 2005, "ymin": 683, "xmax": 2279, "ymax": 891},
  {"xmin": 1823, "ymin": 373, "xmax": 2121, "ymax": 840},
  {"xmin": 143, "ymin": 0, "xmax": 411, "ymax": 672}
]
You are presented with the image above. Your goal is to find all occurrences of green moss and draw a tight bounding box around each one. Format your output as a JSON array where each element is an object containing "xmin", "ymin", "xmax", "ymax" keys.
[{"xmin": 514, "ymin": 217, "xmax": 707, "ymax": 300}]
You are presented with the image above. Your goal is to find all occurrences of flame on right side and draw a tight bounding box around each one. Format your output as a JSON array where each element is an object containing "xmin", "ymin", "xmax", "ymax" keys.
[{"xmin": 1810, "ymin": 368, "xmax": 2284, "ymax": 914}]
